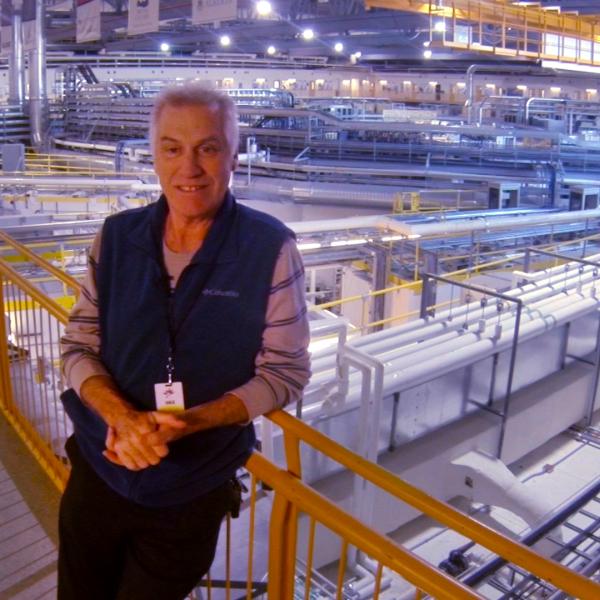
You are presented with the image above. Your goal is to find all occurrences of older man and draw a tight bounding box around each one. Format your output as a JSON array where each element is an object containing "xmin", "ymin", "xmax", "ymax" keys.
[{"xmin": 59, "ymin": 84, "xmax": 311, "ymax": 600}]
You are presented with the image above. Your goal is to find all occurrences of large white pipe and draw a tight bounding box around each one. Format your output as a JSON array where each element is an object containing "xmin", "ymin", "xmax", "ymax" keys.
[
  {"xmin": 308, "ymin": 258, "xmax": 600, "ymax": 383},
  {"xmin": 304, "ymin": 263, "xmax": 600, "ymax": 413},
  {"xmin": 9, "ymin": 4, "xmax": 24, "ymax": 106},
  {"xmin": 0, "ymin": 176, "xmax": 145, "ymax": 190},
  {"xmin": 28, "ymin": 0, "xmax": 46, "ymax": 149},
  {"xmin": 389, "ymin": 209, "xmax": 600, "ymax": 238}
]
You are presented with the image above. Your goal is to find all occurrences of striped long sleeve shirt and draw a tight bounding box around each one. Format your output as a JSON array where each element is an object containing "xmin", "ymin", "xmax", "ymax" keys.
[{"xmin": 61, "ymin": 230, "xmax": 311, "ymax": 420}]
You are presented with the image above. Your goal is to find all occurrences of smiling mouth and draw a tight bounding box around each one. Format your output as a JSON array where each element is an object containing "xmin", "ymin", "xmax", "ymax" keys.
[{"xmin": 176, "ymin": 185, "xmax": 206, "ymax": 192}]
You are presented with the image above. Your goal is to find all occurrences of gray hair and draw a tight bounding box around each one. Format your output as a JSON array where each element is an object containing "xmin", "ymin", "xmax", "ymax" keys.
[{"xmin": 149, "ymin": 83, "xmax": 239, "ymax": 155}]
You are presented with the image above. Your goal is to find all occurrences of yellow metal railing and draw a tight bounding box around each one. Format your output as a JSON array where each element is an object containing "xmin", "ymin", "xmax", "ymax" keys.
[
  {"xmin": 310, "ymin": 231, "xmax": 600, "ymax": 332},
  {"xmin": 366, "ymin": 0, "xmax": 600, "ymax": 65},
  {"xmin": 2, "ymin": 231, "xmax": 600, "ymax": 598},
  {"xmin": 267, "ymin": 411, "xmax": 600, "ymax": 599}
]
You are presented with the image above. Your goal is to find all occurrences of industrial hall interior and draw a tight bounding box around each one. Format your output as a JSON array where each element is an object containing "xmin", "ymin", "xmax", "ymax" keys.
[{"xmin": 2, "ymin": 0, "xmax": 600, "ymax": 598}]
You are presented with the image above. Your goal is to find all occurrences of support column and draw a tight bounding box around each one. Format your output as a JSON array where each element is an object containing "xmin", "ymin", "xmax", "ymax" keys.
[
  {"xmin": 9, "ymin": 2, "xmax": 24, "ymax": 106},
  {"xmin": 28, "ymin": 0, "xmax": 46, "ymax": 149}
]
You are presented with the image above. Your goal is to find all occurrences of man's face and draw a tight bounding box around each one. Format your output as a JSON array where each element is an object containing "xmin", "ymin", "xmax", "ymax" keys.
[{"xmin": 153, "ymin": 102, "xmax": 238, "ymax": 222}]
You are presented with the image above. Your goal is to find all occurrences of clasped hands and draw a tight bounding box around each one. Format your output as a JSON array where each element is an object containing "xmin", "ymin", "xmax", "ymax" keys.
[{"xmin": 103, "ymin": 409, "xmax": 187, "ymax": 471}]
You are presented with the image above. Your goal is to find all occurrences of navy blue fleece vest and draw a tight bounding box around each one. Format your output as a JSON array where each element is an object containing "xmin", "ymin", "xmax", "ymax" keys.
[{"xmin": 62, "ymin": 193, "xmax": 291, "ymax": 506}]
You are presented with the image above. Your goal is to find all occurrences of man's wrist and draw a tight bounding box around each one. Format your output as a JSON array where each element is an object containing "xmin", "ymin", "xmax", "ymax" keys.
[{"xmin": 80, "ymin": 374, "xmax": 134, "ymax": 427}]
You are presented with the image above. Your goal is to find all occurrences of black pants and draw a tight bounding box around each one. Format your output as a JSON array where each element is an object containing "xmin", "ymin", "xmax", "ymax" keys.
[{"xmin": 58, "ymin": 437, "xmax": 235, "ymax": 600}]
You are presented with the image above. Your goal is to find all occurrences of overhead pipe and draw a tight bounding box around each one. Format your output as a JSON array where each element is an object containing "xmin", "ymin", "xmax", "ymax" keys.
[
  {"xmin": 465, "ymin": 64, "xmax": 544, "ymax": 125},
  {"xmin": 303, "ymin": 260, "xmax": 600, "ymax": 421},
  {"xmin": 524, "ymin": 97, "xmax": 568, "ymax": 128},
  {"xmin": 28, "ymin": 0, "xmax": 46, "ymax": 149},
  {"xmin": 9, "ymin": 1, "xmax": 24, "ymax": 106},
  {"xmin": 389, "ymin": 207, "xmax": 600, "ymax": 238}
]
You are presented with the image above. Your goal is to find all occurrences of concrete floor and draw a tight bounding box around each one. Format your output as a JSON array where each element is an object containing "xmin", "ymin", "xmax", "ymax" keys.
[{"xmin": 0, "ymin": 415, "xmax": 60, "ymax": 599}]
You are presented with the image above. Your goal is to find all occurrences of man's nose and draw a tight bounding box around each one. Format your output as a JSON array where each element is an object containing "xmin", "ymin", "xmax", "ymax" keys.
[{"xmin": 180, "ymin": 150, "xmax": 203, "ymax": 175}]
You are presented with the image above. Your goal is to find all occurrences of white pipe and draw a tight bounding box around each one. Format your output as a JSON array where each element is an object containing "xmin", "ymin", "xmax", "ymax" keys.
[
  {"xmin": 28, "ymin": 0, "xmax": 46, "ymax": 149},
  {"xmin": 389, "ymin": 208, "xmax": 600, "ymax": 237},
  {"xmin": 9, "ymin": 6, "xmax": 24, "ymax": 106},
  {"xmin": 0, "ymin": 176, "xmax": 146, "ymax": 190}
]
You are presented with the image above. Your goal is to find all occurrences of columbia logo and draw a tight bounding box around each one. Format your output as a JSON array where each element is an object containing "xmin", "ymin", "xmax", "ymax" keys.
[{"xmin": 202, "ymin": 289, "xmax": 240, "ymax": 297}]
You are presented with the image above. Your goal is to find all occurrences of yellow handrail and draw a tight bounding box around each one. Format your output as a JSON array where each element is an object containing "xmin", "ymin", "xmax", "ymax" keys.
[
  {"xmin": 0, "ymin": 231, "xmax": 81, "ymax": 296},
  {"xmin": 267, "ymin": 410, "xmax": 600, "ymax": 599},
  {"xmin": 247, "ymin": 451, "xmax": 481, "ymax": 599}
]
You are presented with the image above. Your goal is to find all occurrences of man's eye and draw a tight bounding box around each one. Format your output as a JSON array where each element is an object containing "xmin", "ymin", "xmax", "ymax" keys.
[
  {"xmin": 162, "ymin": 146, "xmax": 179, "ymax": 156},
  {"xmin": 200, "ymin": 145, "xmax": 220, "ymax": 155}
]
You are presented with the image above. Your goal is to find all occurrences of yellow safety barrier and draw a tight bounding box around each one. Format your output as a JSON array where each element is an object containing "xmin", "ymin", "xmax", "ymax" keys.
[
  {"xmin": 1, "ymin": 231, "xmax": 600, "ymax": 598},
  {"xmin": 267, "ymin": 411, "xmax": 600, "ymax": 599}
]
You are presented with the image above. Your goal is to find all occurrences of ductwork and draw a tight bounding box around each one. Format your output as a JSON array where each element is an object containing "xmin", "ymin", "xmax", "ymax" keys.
[
  {"xmin": 28, "ymin": 0, "xmax": 46, "ymax": 149},
  {"xmin": 9, "ymin": 2, "xmax": 24, "ymax": 106}
]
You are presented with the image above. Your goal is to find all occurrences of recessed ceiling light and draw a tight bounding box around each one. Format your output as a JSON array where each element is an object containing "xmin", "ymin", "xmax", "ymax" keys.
[
  {"xmin": 267, "ymin": 45, "xmax": 276, "ymax": 55},
  {"xmin": 302, "ymin": 28, "xmax": 315, "ymax": 41},
  {"xmin": 423, "ymin": 49, "xmax": 433, "ymax": 59},
  {"xmin": 160, "ymin": 42, "xmax": 170, "ymax": 52},
  {"xmin": 256, "ymin": 1, "xmax": 272, "ymax": 16},
  {"xmin": 334, "ymin": 42, "xmax": 344, "ymax": 53},
  {"xmin": 220, "ymin": 35, "xmax": 231, "ymax": 47}
]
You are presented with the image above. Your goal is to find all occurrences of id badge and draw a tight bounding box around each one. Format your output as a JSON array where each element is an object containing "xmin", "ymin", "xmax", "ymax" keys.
[{"xmin": 154, "ymin": 382, "xmax": 185, "ymax": 412}]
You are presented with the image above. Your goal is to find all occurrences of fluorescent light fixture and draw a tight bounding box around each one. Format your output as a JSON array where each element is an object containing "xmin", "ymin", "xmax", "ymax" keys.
[
  {"xmin": 256, "ymin": 1, "xmax": 272, "ymax": 16},
  {"xmin": 423, "ymin": 50, "xmax": 433, "ymax": 59},
  {"xmin": 485, "ymin": 83, "xmax": 496, "ymax": 89},
  {"xmin": 516, "ymin": 84, "xmax": 527, "ymax": 91},
  {"xmin": 330, "ymin": 238, "xmax": 368, "ymax": 247},
  {"xmin": 429, "ymin": 81, "xmax": 438, "ymax": 86},
  {"xmin": 220, "ymin": 35, "xmax": 231, "ymax": 47},
  {"xmin": 381, "ymin": 235, "xmax": 404, "ymax": 242},
  {"xmin": 434, "ymin": 21, "xmax": 446, "ymax": 33},
  {"xmin": 379, "ymin": 80, "xmax": 388, "ymax": 86},
  {"xmin": 298, "ymin": 242, "xmax": 322, "ymax": 251},
  {"xmin": 160, "ymin": 42, "xmax": 170, "ymax": 52},
  {"xmin": 302, "ymin": 28, "xmax": 315, "ymax": 41},
  {"xmin": 334, "ymin": 42, "xmax": 344, "ymax": 53},
  {"xmin": 542, "ymin": 60, "xmax": 600, "ymax": 75},
  {"xmin": 267, "ymin": 45, "xmax": 276, "ymax": 55},
  {"xmin": 408, "ymin": 234, "xmax": 422, "ymax": 239},
  {"xmin": 456, "ymin": 82, "xmax": 466, "ymax": 88},
  {"xmin": 550, "ymin": 86, "xmax": 562, "ymax": 93},
  {"xmin": 587, "ymin": 88, "xmax": 598, "ymax": 94}
]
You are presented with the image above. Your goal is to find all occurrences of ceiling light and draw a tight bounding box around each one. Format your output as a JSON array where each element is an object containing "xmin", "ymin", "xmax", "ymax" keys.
[
  {"xmin": 330, "ymin": 238, "xmax": 368, "ymax": 247},
  {"xmin": 220, "ymin": 35, "xmax": 231, "ymax": 47},
  {"xmin": 298, "ymin": 242, "xmax": 322, "ymax": 251},
  {"xmin": 160, "ymin": 42, "xmax": 170, "ymax": 52},
  {"xmin": 423, "ymin": 40, "xmax": 431, "ymax": 47},
  {"xmin": 334, "ymin": 42, "xmax": 344, "ymax": 53},
  {"xmin": 302, "ymin": 28, "xmax": 315, "ymax": 41},
  {"xmin": 434, "ymin": 21, "xmax": 446, "ymax": 33},
  {"xmin": 255, "ymin": 0, "xmax": 272, "ymax": 16},
  {"xmin": 423, "ymin": 49, "xmax": 433, "ymax": 59},
  {"xmin": 267, "ymin": 45, "xmax": 276, "ymax": 55}
]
